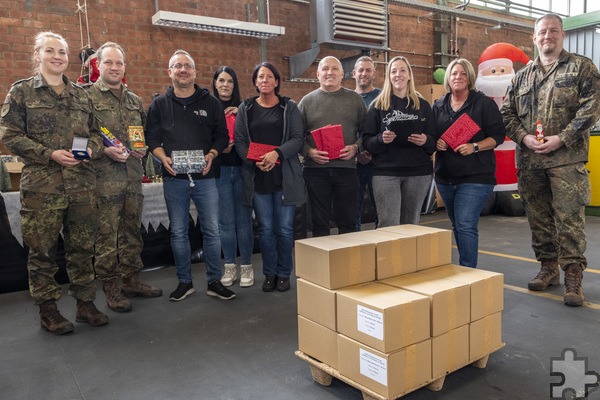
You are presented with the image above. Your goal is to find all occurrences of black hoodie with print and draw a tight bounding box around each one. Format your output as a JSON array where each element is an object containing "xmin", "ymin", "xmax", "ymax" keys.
[{"xmin": 146, "ymin": 84, "xmax": 229, "ymax": 180}]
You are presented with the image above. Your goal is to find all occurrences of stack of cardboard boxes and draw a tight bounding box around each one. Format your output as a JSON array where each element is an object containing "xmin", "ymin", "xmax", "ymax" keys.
[{"xmin": 296, "ymin": 225, "xmax": 503, "ymax": 398}]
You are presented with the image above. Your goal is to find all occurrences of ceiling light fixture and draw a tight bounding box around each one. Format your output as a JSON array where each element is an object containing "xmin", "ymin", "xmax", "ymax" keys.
[{"xmin": 151, "ymin": 10, "xmax": 285, "ymax": 39}]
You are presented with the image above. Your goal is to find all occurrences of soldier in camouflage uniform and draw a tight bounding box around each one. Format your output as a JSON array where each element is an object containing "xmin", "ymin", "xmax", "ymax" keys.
[
  {"xmin": 501, "ymin": 13, "xmax": 600, "ymax": 307},
  {"xmin": 0, "ymin": 32, "xmax": 109, "ymax": 333},
  {"xmin": 87, "ymin": 42, "xmax": 163, "ymax": 313}
]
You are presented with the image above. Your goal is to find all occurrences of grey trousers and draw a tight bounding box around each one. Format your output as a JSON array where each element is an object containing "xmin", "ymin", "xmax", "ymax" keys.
[{"xmin": 372, "ymin": 174, "xmax": 432, "ymax": 227}]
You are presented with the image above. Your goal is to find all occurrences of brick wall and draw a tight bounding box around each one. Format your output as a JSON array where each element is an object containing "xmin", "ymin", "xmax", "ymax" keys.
[{"xmin": 0, "ymin": 0, "xmax": 534, "ymax": 107}]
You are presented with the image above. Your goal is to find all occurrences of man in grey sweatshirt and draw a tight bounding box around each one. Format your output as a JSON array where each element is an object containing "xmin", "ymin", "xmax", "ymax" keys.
[{"xmin": 298, "ymin": 56, "xmax": 368, "ymax": 236}]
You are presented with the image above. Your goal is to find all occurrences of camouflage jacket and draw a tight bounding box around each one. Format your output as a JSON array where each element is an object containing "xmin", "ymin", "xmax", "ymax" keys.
[
  {"xmin": 501, "ymin": 49, "xmax": 600, "ymax": 170},
  {"xmin": 87, "ymin": 79, "xmax": 146, "ymax": 182},
  {"xmin": 0, "ymin": 74, "xmax": 102, "ymax": 193}
]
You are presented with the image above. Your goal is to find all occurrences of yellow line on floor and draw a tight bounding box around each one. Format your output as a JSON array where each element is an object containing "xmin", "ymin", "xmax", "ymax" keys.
[
  {"xmin": 459, "ymin": 247, "xmax": 600, "ymax": 275},
  {"xmin": 504, "ymin": 284, "xmax": 600, "ymax": 310}
]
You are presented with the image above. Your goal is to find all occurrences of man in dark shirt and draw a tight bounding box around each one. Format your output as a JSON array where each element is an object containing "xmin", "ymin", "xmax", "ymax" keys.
[
  {"xmin": 353, "ymin": 56, "xmax": 381, "ymax": 230},
  {"xmin": 145, "ymin": 50, "xmax": 235, "ymax": 302}
]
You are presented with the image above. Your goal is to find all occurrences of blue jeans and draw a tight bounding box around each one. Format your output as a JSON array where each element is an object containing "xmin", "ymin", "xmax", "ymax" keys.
[
  {"xmin": 304, "ymin": 168, "xmax": 358, "ymax": 237},
  {"xmin": 435, "ymin": 183, "xmax": 494, "ymax": 268},
  {"xmin": 216, "ymin": 166, "xmax": 254, "ymax": 265},
  {"xmin": 252, "ymin": 190, "xmax": 295, "ymax": 278},
  {"xmin": 163, "ymin": 177, "xmax": 222, "ymax": 284}
]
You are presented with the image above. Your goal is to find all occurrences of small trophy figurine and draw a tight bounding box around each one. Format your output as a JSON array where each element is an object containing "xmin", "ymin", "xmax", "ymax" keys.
[{"xmin": 535, "ymin": 120, "xmax": 545, "ymax": 142}]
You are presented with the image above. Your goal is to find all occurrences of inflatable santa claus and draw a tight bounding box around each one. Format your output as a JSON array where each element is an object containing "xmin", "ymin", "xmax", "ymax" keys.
[
  {"xmin": 476, "ymin": 42, "xmax": 531, "ymax": 109},
  {"xmin": 476, "ymin": 43, "xmax": 531, "ymax": 215}
]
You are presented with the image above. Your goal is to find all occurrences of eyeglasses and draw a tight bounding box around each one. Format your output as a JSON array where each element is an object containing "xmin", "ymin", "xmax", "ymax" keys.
[{"xmin": 170, "ymin": 63, "xmax": 195, "ymax": 70}]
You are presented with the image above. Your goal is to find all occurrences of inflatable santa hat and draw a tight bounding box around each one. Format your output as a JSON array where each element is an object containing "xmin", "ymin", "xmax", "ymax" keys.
[{"xmin": 478, "ymin": 42, "xmax": 531, "ymax": 72}]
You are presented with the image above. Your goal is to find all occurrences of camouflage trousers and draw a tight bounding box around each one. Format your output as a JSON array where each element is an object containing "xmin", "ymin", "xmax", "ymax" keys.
[
  {"xmin": 94, "ymin": 180, "xmax": 144, "ymax": 281},
  {"xmin": 518, "ymin": 163, "xmax": 590, "ymax": 270},
  {"xmin": 20, "ymin": 190, "xmax": 98, "ymax": 305}
]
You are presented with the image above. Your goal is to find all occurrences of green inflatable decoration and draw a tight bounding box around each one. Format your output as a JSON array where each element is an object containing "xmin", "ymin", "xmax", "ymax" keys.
[{"xmin": 433, "ymin": 68, "xmax": 445, "ymax": 84}]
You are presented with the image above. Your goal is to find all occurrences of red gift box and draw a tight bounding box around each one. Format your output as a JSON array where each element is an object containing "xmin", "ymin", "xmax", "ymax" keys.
[
  {"xmin": 226, "ymin": 114, "xmax": 236, "ymax": 142},
  {"xmin": 441, "ymin": 114, "xmax": 481, "ymax": 150},
  {"xmin": 247, "ymin": 142, "xmax": 280, "ymax": 165},
  {"xmin": 311, "ymin": 124, "xmax": 345, "ymax": 160}
]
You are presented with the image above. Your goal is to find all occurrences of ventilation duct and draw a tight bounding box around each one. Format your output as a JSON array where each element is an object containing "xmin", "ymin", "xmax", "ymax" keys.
[{"xmin": 311, "ymin": 0, "xmax": 388, "ymax": 49}]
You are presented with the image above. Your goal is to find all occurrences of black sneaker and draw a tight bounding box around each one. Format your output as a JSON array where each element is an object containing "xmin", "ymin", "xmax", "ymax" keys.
[
  {"xmin": 276, "ymin": 277, "xmax": 290, "ymax": 292},
  {"xmin": 262, "ymin": 275, "xmax": 276, "ymax": 292},
  {"xmin": 169, "ymin": 282, "xmax": 195, "ymax": 302},
  {"xmin": 207, "ymin": 281, "xmax": 236, "ymax": 300}
]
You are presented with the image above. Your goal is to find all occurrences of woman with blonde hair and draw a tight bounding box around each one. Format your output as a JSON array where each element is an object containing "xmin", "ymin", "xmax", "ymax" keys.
[
  {"xmin": 0, "ymin": 31, "xmax": 108, "ymax": 334},
  {"xmin": 362, "ymin": 56, "xmax": 436, "ymax": 226},
  {"xmin": 432, "ymin": 58, "xmax": 505, "ymax": 267}
]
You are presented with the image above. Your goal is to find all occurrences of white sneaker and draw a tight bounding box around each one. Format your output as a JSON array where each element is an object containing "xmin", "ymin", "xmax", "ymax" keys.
[
  {"xmin": 240, "ymin": 265, "xmax": 254, "ymax": 287},
  {"xmin": 221, "ymin": 264, "xmax": 237, "ymax": 287}
]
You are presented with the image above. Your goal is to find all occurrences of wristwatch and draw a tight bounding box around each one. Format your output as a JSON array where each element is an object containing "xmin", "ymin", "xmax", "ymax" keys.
[{"xmin": 473, "ymin": 142, "xmax": 479, "ymax": 153}]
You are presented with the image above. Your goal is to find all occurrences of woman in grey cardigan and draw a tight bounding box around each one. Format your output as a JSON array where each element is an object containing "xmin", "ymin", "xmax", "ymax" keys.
[{"xmin": 234, "ymin": 62, "xmax": 305, "ymax": 292}]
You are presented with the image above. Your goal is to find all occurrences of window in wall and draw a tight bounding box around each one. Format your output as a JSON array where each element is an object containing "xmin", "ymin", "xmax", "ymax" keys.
[{"xmin": 464, "ymin": 0, "xmax": 597, "ymax": 17}]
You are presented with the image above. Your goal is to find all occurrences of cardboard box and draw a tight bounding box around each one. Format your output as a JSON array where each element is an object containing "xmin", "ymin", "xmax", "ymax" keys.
[
  {"xmin": 433, "ymin": 264, "xmax": 504, "ymax": 321},
  {"xmin": 378, "ymin": 224, "xmax": 452, "ymax": 271},
  {"xmin": 381, "ymin": 268, "xmax": 470, "ymax": 337},
  {"xmin": 336, "ymin": 282, "xmax": 430, "ymax": 353},
  {"xmin": 4, "ymin": 161, "xmax": 23, "ymax": 191},
  {"xmin": 432, "ymin": 324, "xmax": 469, "ymax": 378},
  {"xmin": 298, "ymin": 316, "xmax": 339, "ymax": 369},
  {"xmin": 340, "ymin": 230, "xmax": 417, "ymax": 279},
  {"xmin": 415, "ymin": 84, "xmax": 447, "ymax": 105},
  {"xmin": 470, "ymin": 312, "xmax": 503, "ymax": 362},
  {"xmin": 295, "ymin": 236, "xmax": 376, "ymax": 289},
  {"xmin": 297, "ymin": 278, "xmax": 337, "ymax": 331},
  {"xmin": 338, "ymin": 334, "xmax": 432, "ymax": 399}
]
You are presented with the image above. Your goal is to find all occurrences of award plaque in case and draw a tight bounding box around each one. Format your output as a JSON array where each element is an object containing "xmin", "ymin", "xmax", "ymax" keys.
[{"xmin": 72, "ymin": 136, "xmax": 90, "ymax": 160}]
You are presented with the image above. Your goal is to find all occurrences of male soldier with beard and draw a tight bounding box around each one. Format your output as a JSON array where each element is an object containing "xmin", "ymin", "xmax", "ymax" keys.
[
  {"xmin": 88, "ymin": 42, "xmax": 163, "ymax": 313},
  {"xmin": 502, "ymin": 13, "xmax": 600, "ymax": 307}
]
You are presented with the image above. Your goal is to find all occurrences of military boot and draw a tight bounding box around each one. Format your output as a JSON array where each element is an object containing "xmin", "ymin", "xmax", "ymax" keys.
[
  {"xmin": 121, "ymin": 274, "xmax": 163, "ymax": 298},
  {"xmin": 528, "ymin": 260, "xmax": 560, "ymax": 291},
  {"xmin": 103, "ymin": 278, "xmax": 132, "ymax": 312},
  {"xmin": 76, "ymin": 300, "xmax": 109, "ymax": 326},
  {"xmin": 39, "ymin": 300, "xmax": 74, "ymax": 335},
  {"xmin": 563, "ymin": 264, "xmax": 584, "ymax": 307}
]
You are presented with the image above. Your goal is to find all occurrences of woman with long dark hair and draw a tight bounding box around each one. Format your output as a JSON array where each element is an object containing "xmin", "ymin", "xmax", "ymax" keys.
[{"xmin": 212, "ymin": 66, "xmax": 255, "ymax": 288}]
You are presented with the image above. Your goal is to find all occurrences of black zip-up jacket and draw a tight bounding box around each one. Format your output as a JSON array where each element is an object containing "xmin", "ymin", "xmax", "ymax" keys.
[
  {"xmin": 145, "ymin": 84, "xmax": 229, "ymax": 180},
  {"xmin": 432, "ymin": 90, "xmax": 506, "ymax": 185},
  {"xmin": 234, "ymin": 95, "xmax": 306, "ymax": 207}
]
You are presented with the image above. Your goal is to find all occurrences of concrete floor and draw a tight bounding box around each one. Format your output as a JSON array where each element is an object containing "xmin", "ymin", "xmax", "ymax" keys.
[{"xmin": 1, "ymin": 211, "xmax": 599, "ymax": 400}]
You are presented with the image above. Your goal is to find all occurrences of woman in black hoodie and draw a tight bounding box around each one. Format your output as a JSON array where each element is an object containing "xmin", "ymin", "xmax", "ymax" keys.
[
  {"xmin": 432, "ymin": 58, "xmax": 506, "ymax": 268},
  {"xmin": 363, "ymin": 56, "xmax": 436, "ymax": 227}
]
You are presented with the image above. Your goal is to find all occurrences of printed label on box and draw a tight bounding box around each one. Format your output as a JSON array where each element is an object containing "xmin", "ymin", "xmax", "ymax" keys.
[
  {"xmin": 359, "ymin": 348, "xmax": 388, "ymax": 386},
  {"xmin": 357, "ymin": 305, "xmax": 384, "ymax": 341}
]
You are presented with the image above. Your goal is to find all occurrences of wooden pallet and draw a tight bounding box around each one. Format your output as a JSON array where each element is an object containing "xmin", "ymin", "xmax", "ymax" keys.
[{"xmin": 296, "ymin": 343, "xmax": 504, "ymax": 400}]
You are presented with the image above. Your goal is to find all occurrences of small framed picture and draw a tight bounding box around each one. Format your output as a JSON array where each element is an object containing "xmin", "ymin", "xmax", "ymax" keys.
[
  {"xmin": 128, "ymin": 126, "xmax": 148, "ymax": 150},
  {"xmin": 72, "ymin": 136, "xmax": 90, "ymax": 160}
]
